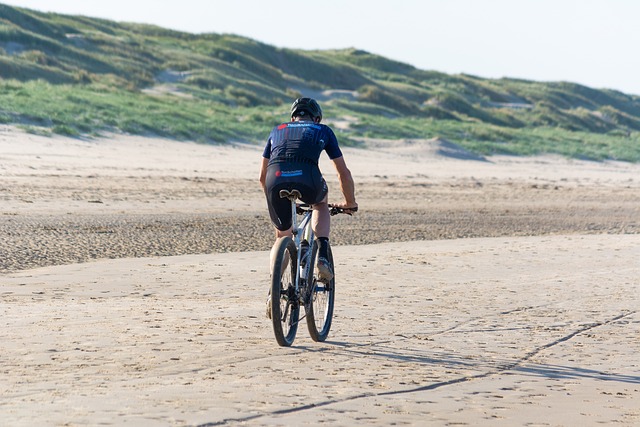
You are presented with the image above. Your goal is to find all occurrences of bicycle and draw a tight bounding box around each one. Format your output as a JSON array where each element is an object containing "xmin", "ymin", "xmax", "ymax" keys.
[{"xmin": 268, "ymin": 189, "xmax": 356, "ymax": 347}]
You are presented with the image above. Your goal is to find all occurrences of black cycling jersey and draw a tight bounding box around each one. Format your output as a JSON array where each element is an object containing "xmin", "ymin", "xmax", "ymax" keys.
[
  {"xmin": 263, "ymin": 121, "xmax": 343, "ymax": 164},
  {"xmin": 262, "ymin": 120, "xmax": 342, "ymax": 231}
]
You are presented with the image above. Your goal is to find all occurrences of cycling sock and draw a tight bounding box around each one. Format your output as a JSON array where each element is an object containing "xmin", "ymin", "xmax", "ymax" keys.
[{"xmin": 317, "ymin": 237, "xmax": 329, "ymax": 260}]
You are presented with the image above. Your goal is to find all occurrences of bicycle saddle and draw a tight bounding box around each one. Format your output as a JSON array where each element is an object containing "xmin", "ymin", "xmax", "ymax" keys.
[{"xmin": 279, "ymin": 189, "xmax": 302, "ymax": 200}]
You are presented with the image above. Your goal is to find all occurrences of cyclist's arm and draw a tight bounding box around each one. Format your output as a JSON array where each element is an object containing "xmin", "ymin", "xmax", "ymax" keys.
[
  {"xmin": 331, "ymin": 156, "xmax": 357, "ymax": 211},
  {"xmin": 259, "ymin": 157, "xmax": 269, "ymax": 192}
]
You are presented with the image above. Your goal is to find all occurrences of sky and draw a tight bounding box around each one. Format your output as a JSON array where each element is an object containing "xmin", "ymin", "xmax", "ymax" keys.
[{"xmin": 4, "ymin": 0, "xmax": 640, "ymax": 95}]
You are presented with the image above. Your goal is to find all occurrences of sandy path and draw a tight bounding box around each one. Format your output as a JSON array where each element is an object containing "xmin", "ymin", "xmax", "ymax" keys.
[
  {"xmin": 1, "ymin": 235, "xmax": 639, "ymax": 426},
  {"xmin": 1, "ymin": 127, "xmax": 640, "ymax": 425},
  {"xmin": 2, "ymin": 128, "xmax": 639, "ymax": 272}
]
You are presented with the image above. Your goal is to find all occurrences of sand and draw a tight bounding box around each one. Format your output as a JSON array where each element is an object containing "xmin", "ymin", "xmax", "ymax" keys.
[{"xmin": 1, "ymin": 126, "xmax": 639, "ymax": 426}]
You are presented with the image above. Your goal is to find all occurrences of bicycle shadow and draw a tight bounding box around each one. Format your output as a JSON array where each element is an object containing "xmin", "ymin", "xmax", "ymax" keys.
[
  {"xmin": 311, "ymin": 339, "xmax": 640, "ymax": 387},
  {"xmin": 513, "ymin": 363, "xmax": 640, "ymax": 384}
]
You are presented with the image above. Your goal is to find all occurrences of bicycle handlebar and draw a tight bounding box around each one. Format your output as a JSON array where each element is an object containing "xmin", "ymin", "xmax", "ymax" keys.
[
  {"xmin": 329, "ymin": 205, "xmax": 358, "ymax": 216},
  {"xmin": 295, "ymin": 204, "xmax": 358, "ymax": 216}
]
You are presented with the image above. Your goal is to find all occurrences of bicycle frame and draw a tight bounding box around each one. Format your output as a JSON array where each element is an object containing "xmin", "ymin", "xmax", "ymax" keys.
[{"xmin": 289, "ymin": 200, "xmax": 315, "ymax": 300}]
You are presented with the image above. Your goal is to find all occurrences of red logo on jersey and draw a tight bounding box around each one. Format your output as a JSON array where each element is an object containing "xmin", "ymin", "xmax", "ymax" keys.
[
  {"xmin": 275, "ymin": 171, "xmax": 282, "ymax": 177},
  {"xmin": 277, "ymin": 123, "xmax": 287, "ymax": 130}
]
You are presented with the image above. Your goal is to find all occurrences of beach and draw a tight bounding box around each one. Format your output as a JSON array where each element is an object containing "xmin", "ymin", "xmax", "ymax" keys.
[{"xmin": 1, "ymin": 126, "xmax": 639, "ymax": 425}]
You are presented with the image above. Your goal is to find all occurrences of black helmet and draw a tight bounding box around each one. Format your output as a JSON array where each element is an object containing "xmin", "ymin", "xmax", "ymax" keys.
[{"xmin": 290, "ymin": 97, "xmax": 322, "ymax": 122}]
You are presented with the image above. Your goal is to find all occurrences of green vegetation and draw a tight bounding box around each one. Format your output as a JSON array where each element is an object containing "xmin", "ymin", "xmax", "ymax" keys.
[{"xmin": 1, "ymin": 4, "xmax": 640, "ymax": 161}]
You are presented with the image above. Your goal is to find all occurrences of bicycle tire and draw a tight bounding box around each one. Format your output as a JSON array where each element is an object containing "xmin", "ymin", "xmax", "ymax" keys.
[
  {"xmin": 305, "ymin": 243, "xmax": 335, "ymax": 342},
  {"xmin": 270, "ymin": 237, "xmax": 299, "ymax": 347}
]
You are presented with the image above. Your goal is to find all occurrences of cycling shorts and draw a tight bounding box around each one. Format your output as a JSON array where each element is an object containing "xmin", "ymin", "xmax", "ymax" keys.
[{"xmin": 264, "ymin": 160, "xmax": 328, "ymax": 231}]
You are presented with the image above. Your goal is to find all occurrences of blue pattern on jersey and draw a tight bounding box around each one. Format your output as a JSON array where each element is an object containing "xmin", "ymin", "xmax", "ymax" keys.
[{"xmin": 262, "ymin": 121, "xmax": 343, "ymax": 162}]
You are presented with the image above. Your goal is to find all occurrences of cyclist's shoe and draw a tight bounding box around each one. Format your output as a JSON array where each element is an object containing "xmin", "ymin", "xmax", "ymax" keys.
[{"xmin": 316, "ymin": 257, "xmax": 333, "ymax": 282}]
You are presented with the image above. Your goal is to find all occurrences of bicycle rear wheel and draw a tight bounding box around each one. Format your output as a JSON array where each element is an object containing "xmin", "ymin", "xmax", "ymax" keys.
[
  {"xmin": 270, "ymin": 237, "xmax": 299, "ymax": 347},
  {"xmin": 305, "ymin": 243, "xmax": 335, "ymax": 342}
]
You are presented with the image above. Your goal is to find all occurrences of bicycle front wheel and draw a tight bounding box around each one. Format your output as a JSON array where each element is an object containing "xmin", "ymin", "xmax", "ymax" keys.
[
  {"xmin": 270, "ymin": 237, "xmax": 299, "ymax": 347},
  {"xmin": 305, "ymin": 243, "xmax": 335, "ymax": 342}
]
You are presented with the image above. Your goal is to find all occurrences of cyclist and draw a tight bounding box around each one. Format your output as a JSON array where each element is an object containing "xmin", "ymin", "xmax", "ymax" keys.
[{"xmin": 260, "ymin": 97, "xmax": 357, "ymax": 281}]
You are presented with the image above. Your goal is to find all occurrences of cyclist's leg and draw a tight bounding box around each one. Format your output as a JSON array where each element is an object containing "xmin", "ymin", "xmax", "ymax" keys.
[
  {"xmin": 266, "ymin": 183, "xmax": 295, "ymax": 274},
  {"xmin": 315, "ymin": 238, "xmax": 333, "ymax": 281},
  {"xmin": 311, "ymin": 192, "xmax": 330, "ymax": 238},
  {"xmin": 310, "ymin": 181, "xmax": 333, "ymax": 281},
  {"xmin": 266, "ymin": 207, "xmax": 293, "ymax": 319},
  {"xmin": 310, "ymin": 175, "xmax": 330, "ymax": 238},
  {"xmin": 270, "ymin": 227, "xmax": 293, "ymax": 274},
  {"xmin": 266, "ymin": 185, "xmax": 293, "ymax": 233}
]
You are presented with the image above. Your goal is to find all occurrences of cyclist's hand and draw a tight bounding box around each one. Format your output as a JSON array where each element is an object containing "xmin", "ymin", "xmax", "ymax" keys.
[{"xmin": 332, "ymin": 202, "xmax": 358, "ymax": 216}]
